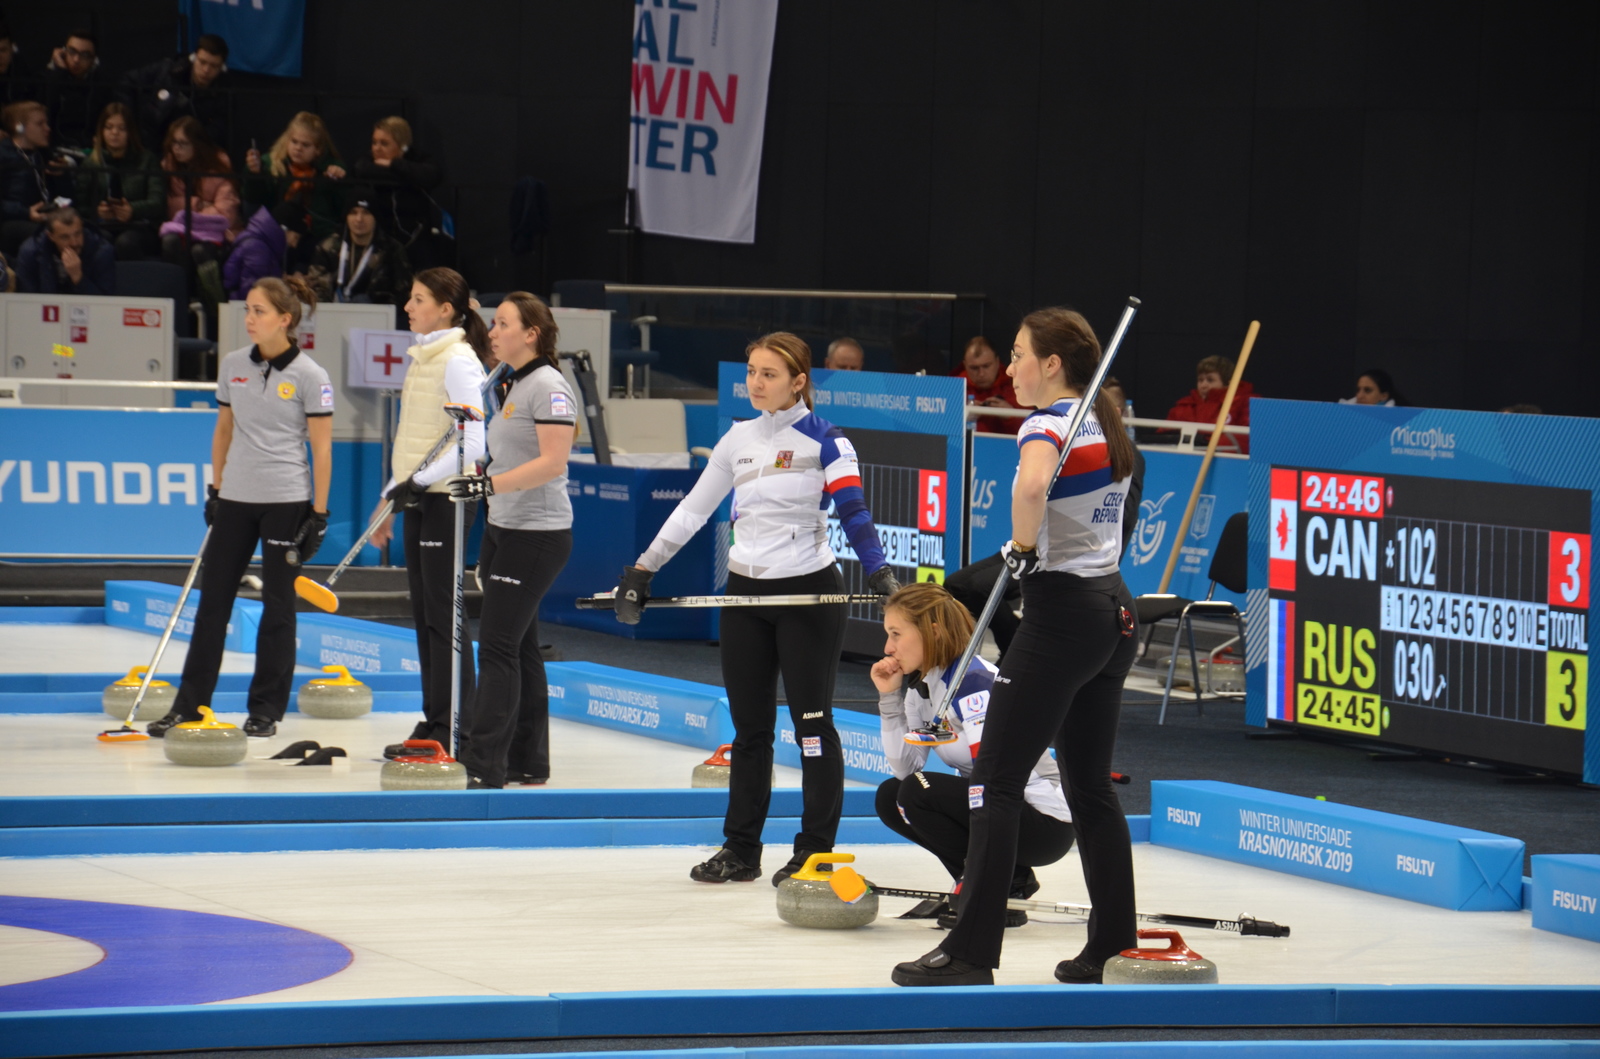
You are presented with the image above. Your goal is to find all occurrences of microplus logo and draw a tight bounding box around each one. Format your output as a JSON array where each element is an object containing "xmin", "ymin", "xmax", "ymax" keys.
[{"xmin": 1390, "ymin": 425, "xmax": 1456, "ymax": 460}]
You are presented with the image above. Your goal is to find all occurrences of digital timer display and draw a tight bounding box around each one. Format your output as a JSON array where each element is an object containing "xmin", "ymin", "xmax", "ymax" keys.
[{"xmin": 1266, "ymin": 466, "xmax": 1590, "ymax": 775}]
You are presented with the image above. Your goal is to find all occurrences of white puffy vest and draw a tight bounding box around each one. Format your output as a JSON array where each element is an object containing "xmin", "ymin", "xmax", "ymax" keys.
[{"xmin": 392, "ymin": 328, "xmax": 478, "ymax": 492}]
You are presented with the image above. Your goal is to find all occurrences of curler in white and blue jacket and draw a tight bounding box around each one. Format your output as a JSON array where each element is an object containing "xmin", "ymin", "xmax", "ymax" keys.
[{"xmin": 636, "ymin": 399, "xmax": 892, "ymax": 876}]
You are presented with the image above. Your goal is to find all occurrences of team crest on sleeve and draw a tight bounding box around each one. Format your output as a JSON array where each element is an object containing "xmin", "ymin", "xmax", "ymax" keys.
[
  {"xmin": 834, "ymin": 437, "xmax": 857, "ymax": 460},
  {"xmin": 277, "ymin": 381, "xmax": 296, "ymax": 400},
  {"xmin": 550, "ymin": 392, "xmax": 572, "ymax": 417},
  {"xmin": 774, "ymin": 450, "xmax": 794, "ymax": 469},
  {"xmin": 319, "ymin": 383, "xmax": 334, "ymax": 408}
]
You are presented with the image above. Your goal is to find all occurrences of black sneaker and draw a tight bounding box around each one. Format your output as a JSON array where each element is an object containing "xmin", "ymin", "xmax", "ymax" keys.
[
  {"xmin": 466, "ymin": 775, "xmax": 502, "ymax": 789},
  {"xmin": 505, "ymin": 772, "xmax": 548, "ymax": 786},
  {"xmin": 891, "ymin": 947, "xmax": 994, "ymax": 987},
  {"xmin": 145, "ymin": 711, "xmax": 197, "ymax": 738},
  {"xmin": 690, "ymin": 848, "xmax": 761, "ymax": 883},
  {"xmin": 771, "ymin": 850, "xmax": 831, "ymax": 887},
  {"xmin": 242, "ymin": 717, "xmax": 277, "ymax": 738},
  {"xmin": 1053, "ymin": 957, "xmax": 1105, "ymax": 984},
  {"xmin": 1011, "ymin": 867, "xmax": 1042, "ymax": 900}
]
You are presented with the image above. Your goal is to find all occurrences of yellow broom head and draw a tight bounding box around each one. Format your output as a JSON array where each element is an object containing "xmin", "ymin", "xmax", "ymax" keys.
[
  {"xmin": 295, "ymin": 576, "xmax": 339, "ymax": 613},
  {"xmin": 829, "ymin": 865, "xmax": 871, "ymax": 905}
]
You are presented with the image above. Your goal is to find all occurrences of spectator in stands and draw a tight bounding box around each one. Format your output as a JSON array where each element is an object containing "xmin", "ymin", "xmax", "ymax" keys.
[
  {"xmin": 16, "ymin": 206, "xmax": 114, "ymax": 294},
  {"xmin": 1166, "ymin": 353, "xmax": 1252, "ymax": 452},
  {"xmin": 0, "ymin": 24, "xmax": 29, "ymax": 108},
  {"xmin": 245, "ymin": 111, "xmax": 344, "ymax": 271},
  {"xmin": 305, "ymin": 189, "xmax": 410, "ymax": 305},
  {"xmin": 41, "ymin": 28, "xmax": 103, "ymax": 149},
  {"xmin": 958, "ymin": 335, "xmax": 1023, "ymax": 434},
  {"xmin": 159, "ymin": 115, "xmax": 232, "ymax": 216},
  {"xmin": 0, "ymin": 100, "xmax": 72, "ymax": 257},
  {"xmin": 77, "ymin": 102, "xmax": 163, "ymax": 259},
  {"xmin": 824, "ymin": 337, "xmax": 865, "ymax": 371},
  {"xmin": 349, "ymin": 116, "xmax": 444, "ymax": 270},
  {"xmin": 1340, "ymin": 368, "xmax": 1407, "ymax": 407},
  {"xmin": 119, "ymin": 34, "xmax": 229, "ymax": 149},
  {"xmin": 222, "ymin": 179, "xmax": 285, "ymax": 302}
]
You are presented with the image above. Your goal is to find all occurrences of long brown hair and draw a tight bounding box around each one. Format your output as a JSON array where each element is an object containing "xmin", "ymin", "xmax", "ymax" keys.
[
  {"xmin": 413, "ymin": 267, "xmax": 491, "ymax": 364},
  {"xmin": 746, "ymin": 331, "xmax": 813, "ymax": 409},
  {"xmin": 90, "ymin": 102, "xmax": 143, "ymax": 161},
  {"xmin": 502, "ymin": 291, "xmax": 560, "ymax": 365},
  {"xmin": 1019, "ymin": 307, "xmax": 1136, "ymax": 482},
  {"xmin": 884, "ymin": 582, "xmax": 976, "ymax": 675},
  {"xmin": 251, "ymin": 275, "xmax": 318, "ymax": 342},
  {"xmin": 163, "ymin": 116, "xmax": 227, "ymax": 174}
]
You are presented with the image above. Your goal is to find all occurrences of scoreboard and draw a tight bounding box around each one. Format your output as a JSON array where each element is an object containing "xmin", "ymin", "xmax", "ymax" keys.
[
  {"xmin": 825, "ymin": 426, "xmax": 951, "ymax": 654},
  {"xmin": 1261, "ymin": 462, "xmax": 1591, "ymax": 777}
]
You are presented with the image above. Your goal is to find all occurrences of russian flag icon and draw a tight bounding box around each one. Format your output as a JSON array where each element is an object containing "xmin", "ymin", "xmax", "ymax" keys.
[{"xmin": 1269, "ymin": 468, "xmax": 1298, "ymax": 592}]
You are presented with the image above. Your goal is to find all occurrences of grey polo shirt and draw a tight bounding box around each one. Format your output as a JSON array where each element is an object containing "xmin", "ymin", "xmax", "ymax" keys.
[
  {"xmin": 485, "ymin": 360, "xmax": 575, "ymax": 531},
  {"xmin": 215, "ymin": 344, "xmax": 334, "ymax": 504}
]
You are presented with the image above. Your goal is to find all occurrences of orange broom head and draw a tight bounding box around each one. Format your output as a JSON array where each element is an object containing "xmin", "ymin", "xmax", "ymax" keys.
[
  {"xmin": 295, "ymin": 575, "xmax": 339, "ymax": 613},
  {"xmin": 97, "ymin": 725, "xmax": 150, "ymax": 743},
  {"xmin": 829, "ymin": 865, "xmax": 871, "ymax": 905}
]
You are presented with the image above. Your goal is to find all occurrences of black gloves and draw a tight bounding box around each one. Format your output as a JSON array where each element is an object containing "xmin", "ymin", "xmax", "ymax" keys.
[
  {"xmin": 1001, "ymin": 540, "xmax": 1041, "ymax": 580},
  {"xmin": 288, "ymin": 510, "xmax": 329, "ymax": 566},
  {"xmin": 388, "ymin": 476, "xmax": 425, "ymax": 511},
  {"xmin": 446, "ymin": 474, "xmax": 494, "ymax": 502},
  {"xmin": 204, "ymin": 485, "xmax": 220, "ymax": 526},
  {"xmin": 866, "ymin": 566, "xmax": 901, "ymax": 597},
  {"xmin": 614, "ymin": 566, "xmax": 654, "ymax": 625}
]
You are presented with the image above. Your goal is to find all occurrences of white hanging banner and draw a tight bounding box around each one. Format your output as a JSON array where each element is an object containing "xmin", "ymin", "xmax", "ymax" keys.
[{"xmin": 628, "ymin": 0, "xmax": 779, "ymax": 244}]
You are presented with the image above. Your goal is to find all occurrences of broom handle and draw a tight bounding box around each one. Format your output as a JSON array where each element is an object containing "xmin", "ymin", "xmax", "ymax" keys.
[
  {"xmin": 124, "ymin": 527, "xmax": 210, "ymax": 725},
  {"xmin": 1156, "ymin": 320, "xmax": 1260, "ymax": 593},
  {"xmin": 323, "ymin": 424, "xmax": 459, "ymax": 588}
]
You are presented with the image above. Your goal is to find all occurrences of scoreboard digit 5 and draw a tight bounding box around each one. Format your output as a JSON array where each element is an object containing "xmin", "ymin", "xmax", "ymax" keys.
[{"xmin": 1265, "ymin": 465, "xmax": 1590, "ymax": 775}]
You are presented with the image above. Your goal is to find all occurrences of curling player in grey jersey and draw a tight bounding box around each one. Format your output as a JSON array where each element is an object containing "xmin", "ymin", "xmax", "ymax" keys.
[
  {"xmin": 445, "ymin": 293, "xmax": 574, "ymax": 789},
  {"xmin": 368, "ymin": 268, "xmax": 490, "ymax": 756},
  {"xmin": 893, "ymin": 308, "xmax": 1138, "ymax": 987},
  {"xmin": 612, "ymin": 332, "xmax": 900, "ymax": 886},
  {"xmin": 148, "ymin": 275, "xmax": 334, "ymax": 740}
]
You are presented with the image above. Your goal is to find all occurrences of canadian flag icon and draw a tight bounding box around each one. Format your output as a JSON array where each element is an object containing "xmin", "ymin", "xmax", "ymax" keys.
[{"xmin": 1269, "ymin": 468, "xmax": 1298, "ymax": 592}]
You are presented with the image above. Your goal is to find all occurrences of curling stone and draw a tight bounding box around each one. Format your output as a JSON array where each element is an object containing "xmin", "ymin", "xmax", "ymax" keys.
[
  {"xmin": 296, "ymin": 665, "xmax": 373, "ymax": 719},
  {"xmin": 1102, "ymin": 929, "xmax": 1219, "ymax": 985},
  {"xmin": 380, "ymin": 740, "xmax": 468, "ymax": 790},
  {"xmin": 776, "ymin": 852, "xmax": 878, "ymax": 929},
  {"xmin": 691, "ymin": 744, "xmax": 734, "ymax": 787},
  {"xmin": 102, "ymin": 666, "xmax": 176, "ymax": 720},
  {"xmin": 163, "ymin": 706, "xmax": 249, "ymax": 767}
]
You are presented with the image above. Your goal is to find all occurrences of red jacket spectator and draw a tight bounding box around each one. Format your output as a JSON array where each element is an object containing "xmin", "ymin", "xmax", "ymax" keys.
[
  {"xmin": 956, "ymin": 336, "xmax": 1024, "ymax": 434},
  {"xmin": 1166, "ymin": 354, "xmax": 1252, "ymax": 452}
]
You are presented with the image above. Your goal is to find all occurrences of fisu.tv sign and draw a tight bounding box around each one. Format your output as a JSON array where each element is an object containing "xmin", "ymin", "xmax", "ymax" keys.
[{"xmin": 0, "ymin": 407, "xmax": 213, "ymax": 557}]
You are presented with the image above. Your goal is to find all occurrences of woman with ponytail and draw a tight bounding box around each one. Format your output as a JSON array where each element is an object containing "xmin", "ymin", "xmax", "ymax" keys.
[
  {"xmin": 148, "ymin": 274, "xmax": 334, "ymax": 741},
  {"xmin": 443, "ymin": 293, "xmax": 575, "ymax": 788},
  {"xmin": 892, "ymin": 308, "xmax": 1138, "ymax": 988},
  {"xmin": 369, "ymin": 267, "xmax": 490, "ymax": 757}
]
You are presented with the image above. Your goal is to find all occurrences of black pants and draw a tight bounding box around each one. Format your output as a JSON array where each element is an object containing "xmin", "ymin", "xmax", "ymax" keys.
[
  {"xmin": 404, "ymin": 492, "xmax": 477, "ymax": 750},
  {"xmin": 945, "ymin": 552, "xmax": 1022, "ymax": 658},
  {"xmin": 719, "ymin": 566, "xmax": 847, "ymax": 866},
  {"xmin": 458, "ymin": 523, "xmax": 571, "ymax": 787},
  {"xmin": 171, "ymin": 499, "xmax": 308, "ymax": 722},
  {"xmin": 876, "ymin": 771, "xmax": 1075, "ymax": 885},
  {"xmin": 944, "ymin": 571, "xmax": 1138, "ymax": 969}
]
